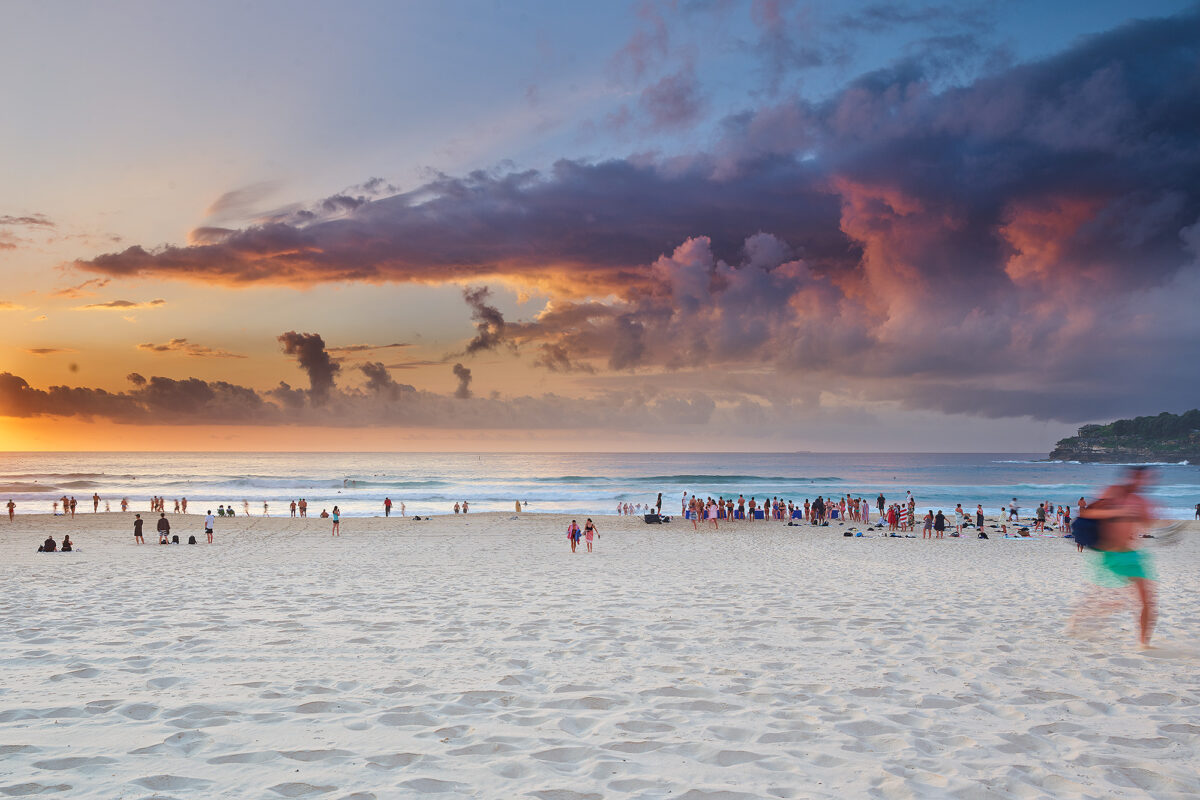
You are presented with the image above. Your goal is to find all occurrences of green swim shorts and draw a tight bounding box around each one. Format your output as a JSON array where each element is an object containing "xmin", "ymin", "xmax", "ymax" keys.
[{"xmin": 1089, "ymin": 549, "xmax": 1155, "ymax": 587}]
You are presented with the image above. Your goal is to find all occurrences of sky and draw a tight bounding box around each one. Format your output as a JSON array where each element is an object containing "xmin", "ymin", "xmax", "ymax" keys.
[{"xmin": 1, "ymin": 0, "xmax": 1198, "ymax": 452}]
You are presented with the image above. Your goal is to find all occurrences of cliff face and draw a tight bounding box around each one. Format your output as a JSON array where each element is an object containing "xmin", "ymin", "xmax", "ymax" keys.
[
  {"xmin": 1050, "ymin": 410, "xmax": 1200, "ymax": 463},
  {"xmin": 1050, "ymin": 435, "xmax": 1199, "ymax": 463}
]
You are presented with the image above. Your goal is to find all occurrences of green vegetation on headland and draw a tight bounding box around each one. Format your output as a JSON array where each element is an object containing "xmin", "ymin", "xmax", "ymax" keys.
[{"xmin": 1050, "ymin": 410, "xmax": 1200, "ymax": 463}]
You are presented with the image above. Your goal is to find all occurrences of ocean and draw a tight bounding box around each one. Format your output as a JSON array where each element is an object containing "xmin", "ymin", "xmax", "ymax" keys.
[{"xmin": 1, "ymin": 452, "xmax": 1196, "ymax": 520}]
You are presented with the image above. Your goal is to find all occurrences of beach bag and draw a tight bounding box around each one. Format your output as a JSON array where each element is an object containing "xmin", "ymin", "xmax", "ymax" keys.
[{"xmin": 1071, "ymin": 517, "xmax": 1101, "ymax": 550}]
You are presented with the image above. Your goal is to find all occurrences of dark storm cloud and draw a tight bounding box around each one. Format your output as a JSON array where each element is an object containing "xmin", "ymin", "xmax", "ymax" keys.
[
  {"xmin": 461, "ymin": 286, "xmax": 507, "ymax": 355},
  {"xmin": 0, "ymin": 214, "xmax": 55, "ymax": 227},
  {"xmin": 452, "ymin": 363, "xmax": 473, "ymax": 399},
  {"xmin": 278, "ymin": 331, "xmax": 340, "ymax": 404},
  {"xmin": 70, "ymin": 9, "xmax": 1200, "ymax": 423}
]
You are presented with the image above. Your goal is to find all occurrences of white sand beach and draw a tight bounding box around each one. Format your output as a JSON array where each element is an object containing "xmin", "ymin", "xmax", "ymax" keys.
[{"xmin": 2, "ymin": 512, "xmax": 1198, "ymax": 799}]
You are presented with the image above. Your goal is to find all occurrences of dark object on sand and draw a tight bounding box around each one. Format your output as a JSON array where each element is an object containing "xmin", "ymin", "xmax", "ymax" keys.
[
  {"xmin": 188, "ymin": 535, "xmax": 197, "ymax": 545},
  {"xmin": 1071, "ymin": 517, "xmax": 1100, "ymax": 549},
  {"xmin": 644, "ymin": 513, "xmax": 662, "ymax": 524}
]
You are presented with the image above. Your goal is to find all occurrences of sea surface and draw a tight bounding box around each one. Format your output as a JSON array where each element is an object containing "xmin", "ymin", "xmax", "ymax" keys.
[{"xmin": 0, "ymin": 452, "xmax": 1196, "ymax": 519}]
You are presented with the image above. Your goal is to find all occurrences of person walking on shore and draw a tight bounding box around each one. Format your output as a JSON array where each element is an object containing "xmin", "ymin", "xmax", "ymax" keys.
[
  {"xmin": 584, "ymin": 518, "xmax": 597, "ymax": 553},
  {"xmin": 6, "ymin": 499, "xmax": 13, "ymax": 521},
  {"xmin": 385, "ymin": 498, "xmax": 392, "ymax": 517},
  {"xmin": 567, "ymin": 519, "xmax": 580, "ymax": 552}
]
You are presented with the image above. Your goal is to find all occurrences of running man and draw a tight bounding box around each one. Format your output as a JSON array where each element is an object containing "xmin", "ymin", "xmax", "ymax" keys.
[{"xmin": 1069, "ymin": 467, "xmax": 1158, "ymax": 648}]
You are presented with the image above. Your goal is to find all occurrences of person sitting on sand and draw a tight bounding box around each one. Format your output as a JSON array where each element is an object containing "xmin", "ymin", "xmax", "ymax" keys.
[
  {"xmin": 157, "ymin": 512, "xmax": 170, "ymax": 545},
  {"xmin": 42, "ymin": 535, "xmax": 57, "ymax": 552},
  {"xmin": 320, "ymin": 509, "xmax": 329, "ymax": 518},
  {"xmin": 61, "ymin": 535, "xmax": 73, "ymax": 552},
  {"xmin": 217, "ymin": 504, "xmax": 225, "ymax": 517}
]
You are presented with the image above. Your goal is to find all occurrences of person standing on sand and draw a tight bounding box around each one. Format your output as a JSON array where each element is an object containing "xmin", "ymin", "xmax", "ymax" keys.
[
  {"xmin": 6, "ymin": 500, "xmax": 13, "ymax": 521},
  {"xmin": 400, "ymin": 501, "xmax": 405, "ymax": 516},
  {"xmin": 933, "ymin": 510, "xmax": 946, "ymax": 539},
  {"xmin": 1194, "ymin": 503, "xmax": 1199, "ymax": 520},
  {"xmin": 299, "ymin": 498, "xmax": 307, "ymax": 518},
  {"xmin": 656, "ymin": 492, "xmax": 662, "ymax": 514},
  {"xmin": 385, "ymin": 498, "xmax": 393, "ymax": 517},
  {"xmin": 181, "ymin": 497, "xmax": 187, "ymax": 514},
  {"xmin": 976, "ymin": 504, "xmax": 984, "ymax": 530},
  {"xmin": 291, "ymin": 500, "xmax": 297, "ymax": 517},
  {"xmin": 204, "ymin": 510, "xmax": 215, "ymax": 544},
  {"xmin": 877, "ymin": 493, "xmax": 885, "ymax": 518},
  {"xmin": 93, "ymin": 493, "xmax": 100, "ymax": 512},
  {"xmin": 133, "ymin": 514, "xmax": 144, "ymax": 544},
  {"xmin": 331, "ymin": 506, "xmax": 341, "ymax": 536},
  {"xmin": 156, "ymin": 512, "xmax": 170, "ymax": 545},
  {"xmin": 567, "ymin": 520, "xmax": 580, "ymax": 553},
  {"xmin": 584, "ymin": 518, "xmax": 597, "ymax": 553}
]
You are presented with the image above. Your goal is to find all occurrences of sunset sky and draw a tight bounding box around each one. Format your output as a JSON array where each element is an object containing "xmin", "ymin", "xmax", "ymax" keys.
[{"xmin": 2, "ymin": 0, "xmax": 1198, "ymax": 451}]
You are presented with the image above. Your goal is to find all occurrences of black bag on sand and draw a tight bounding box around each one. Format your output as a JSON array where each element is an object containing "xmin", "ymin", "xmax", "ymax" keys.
[
  {"xmin": 644, "ymin": 513, "xmax": 662, "ymax": 524},
  {"xmin": 188, "ymin": 535, "xmax": 197, "ymax": 544},
  {"xmin": 978, "ymin": 531, "xmax": 989, "ymax": 539}
]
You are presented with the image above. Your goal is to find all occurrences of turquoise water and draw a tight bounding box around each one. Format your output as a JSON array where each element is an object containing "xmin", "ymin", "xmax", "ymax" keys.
[{"xmin": 0, "ymin": 452, "xmax": 1195, "ymax": 518}]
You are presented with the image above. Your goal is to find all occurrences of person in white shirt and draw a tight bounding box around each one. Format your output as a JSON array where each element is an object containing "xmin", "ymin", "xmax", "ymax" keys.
[{"xmin": 204, "ymin": 510, "xmax": 216, "ymax": 544}]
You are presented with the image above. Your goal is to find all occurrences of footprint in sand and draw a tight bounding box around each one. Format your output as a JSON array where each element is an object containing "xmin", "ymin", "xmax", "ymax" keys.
[
  {"xmin": 130, "ymin": 774, "xmax": 213, "ymax": 791},
  {"xmin": 268, "ymin": 782, "xmax": 337, "ymax": 797},
  {"xmin": 32, "ymin": 757, "xmax": 117, "ymax": 771},
  {"xmin": 0, "ymin": 783, "xmax": 73, "ymax": 796}
]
